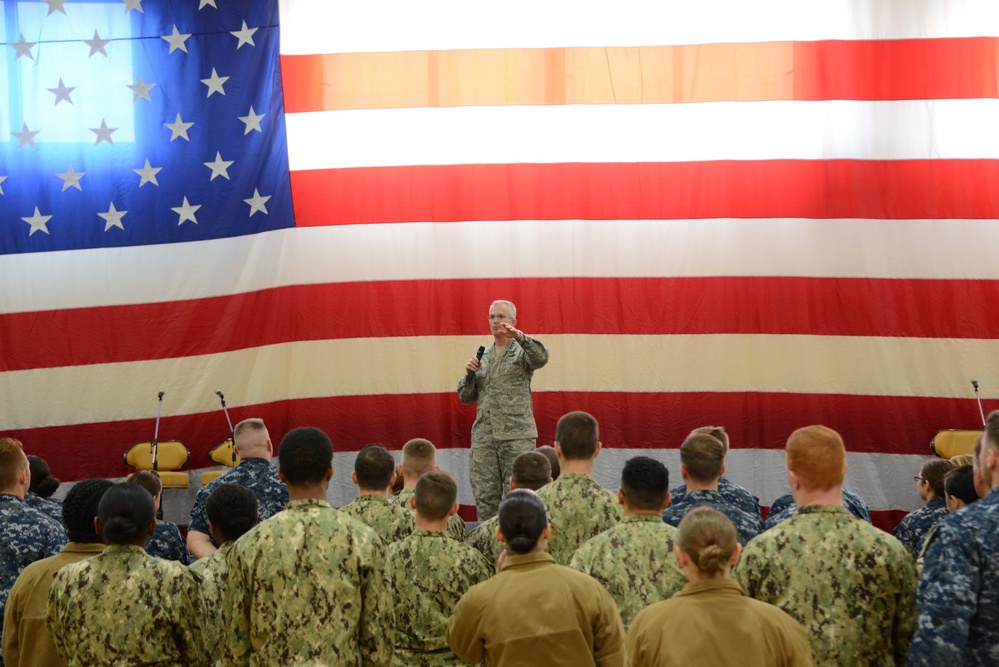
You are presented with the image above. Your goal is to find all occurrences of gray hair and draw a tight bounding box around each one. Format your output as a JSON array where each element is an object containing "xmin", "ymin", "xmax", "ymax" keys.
[{"xmin": 490, "ymin": 300, "xmax": 517, "ymax": 319}]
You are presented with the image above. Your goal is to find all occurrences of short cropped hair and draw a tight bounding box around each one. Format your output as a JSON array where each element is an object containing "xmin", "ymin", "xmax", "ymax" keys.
[
  {"xmin": 535, "ymin": 445, "xmax": 560, "ymax": 481},
  {"xmin": 986, "ymin": 410, "xmax": 999, "ymax": 452},
  {"xmin": 512, "ymin": 451, "xmax": 551, "ymax": 491},
  {"xmin": 491, "ymin": 299, "xmax": 517, "ymax": 319},
  {"xmin": 0, "ymin": 438, "xmax": 27, "ymax": 490},
  {"xmin": 354, "ymin": 444, "xmax": 395, "ymax": 491},
  {"xmin": 691, "ymin": 426, "xmax": 730, "ymax": 454},
  {"xmin": 677, "ymin": 507, "xmax": 738, "ymax": 575},
  {"xmin": 944, "ymin": 466, "xmax": 979, "ymax": 507},
  {"xmin": 63, "ymin": 479, "xmax": 113, "ymax": 543},
  {"xmin": 401, "ymin": 438, "xmax": 436, "ymax": 477},
  {"xmin": 415, "ymin": 471, "xmax": 457, "ymax": 521},
  {"xmin": 921, "ymin": 458, "xmax": 956, "ymax": 499},
  {"xmin": 620, "ymin": 456, "xmax": 670, "ymax": 510},
  {"xmin": 126, "ymin": 470, "xmax": 162, "ymax": 498},
  {"xmin": 498, "ymin": 489, "xmax": 548, "ymax": 555},
  {"xmin": 28, "ymin": 455, "xmax": 60, "ymax": 498},
  {"xmin": 206, "ymin": 483, "xmax": 259, "ymax": 543},
  {"xmin": 555, "ymin": 411, "xmax": 599, "ymax": 460},
  {"xmin": 680, "ymin": 433, "xmax": 725, "ymax": 484},
  {"xmin": 98, "ymin": 483, "xmax": 155, "ymax": 545},
  {"xmin": 279, "ymin": 427, "xmax": 334, "ymax": 485},
  {"xmin": 233, "ymin": 418, "xmax": 269, "ymax": 455},
  {"xmin": 785, "ymin": 425, "xmax": 846, "ymax": 492}
]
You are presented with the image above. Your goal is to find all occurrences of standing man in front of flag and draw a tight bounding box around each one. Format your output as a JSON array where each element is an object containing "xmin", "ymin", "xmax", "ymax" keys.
[{"xmin": 459, "ymin": 300, "xmax": 549, "ymax": 522}]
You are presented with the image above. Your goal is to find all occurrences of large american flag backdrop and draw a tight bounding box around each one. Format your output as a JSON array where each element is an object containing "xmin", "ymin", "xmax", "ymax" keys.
[{"xmin": 2, "ymin": 0, "xmax": 998, "ymax": 528}]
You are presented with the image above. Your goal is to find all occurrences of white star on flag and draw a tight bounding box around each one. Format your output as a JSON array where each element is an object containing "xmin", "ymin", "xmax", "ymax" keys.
[
  {"xmin": 84, "ymin": 31, "xmax": 110, "ymax": 57},
  {"xmin": 204, "ymin": 152, "xmax": 235, "ymax": 180},
  {"xmin": 10, "ymin": 33, "xmax": 36, "ymax": 60},
  {"xmin": 44, "ymin": 0, "xmax": 67, "ymax": 15},
  {"xmin": 238, "ymin": 106, "xmax": 265, "ymax": 134},
  {"xmin": 48, "ymin": 78, "xmax": 76, "ymax": 105},
  {"xmin": 98, "ymin": 203, "xmax": 127, "ymax": 231},
  {"xmin": 90, "ymin": 120, "xmax": 118, "ymax": 145},
  {"xmin": 122, "ymin": 0, "xmax": 144, "ymax": 14},
  {"xmin": 231, "ymin": 21, "xmax": 258, "ymax": 49},
  {"xmin": 171, "ymin": 197, "xmax": 201, "ymax": 225},
  {"xmin": 127, "ymin": 76, "xmax": 156, "ymax": 102},
  {"xmin": 133, "ymin": 159, "xmax": 162, "ymax": 187},
  {"xmin": 162, "ymin": 25, "xmax": 192, "ymax": 54},
  {"xmin": 12, "ymin": 123, "xmax": 39, "ymax": 150},
  {"xmin": 22, "ymin": 207, "xmax": 53, "ymax": 236},
  {"xmin": 57, "ymin": 165, "xmax": 86, "ymax": 192},
  {"xmin": 244, "ymin": 188, "xmax": 271, "ymax": 217},
  {"xmin": 165, "ymin": 113, "xmax": 194, "ymax": 141},
  {"xmin": 200, "ymin": 68, "xmax": 229, "ymax": 97},
  {"xmin": 0, "ymin": 176, "xmax": 7, "ymax": 195}
]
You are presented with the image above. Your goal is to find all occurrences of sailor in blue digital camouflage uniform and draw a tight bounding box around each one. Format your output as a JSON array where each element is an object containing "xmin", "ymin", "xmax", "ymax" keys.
[
  {"xmin": 893, "ymin": 458, "xmax": 954, "ymax": 556},
  {"xmin": 667, "ymin": 426, "xmax": 762, "ymax": 522},
  {"xmin": 908, "ymin": 413, "xmax": 999, "ymax": 666},
  {"xmin": 186, "ymin": 417, "xmax": 288, "ymax": 559},
  {"xmin": 126, "ymin": 470, "xmax": 191, "ymax": 564},
  {"xmin": 765, "ymin": 485, "xmax": 871, "ymax": 528}
]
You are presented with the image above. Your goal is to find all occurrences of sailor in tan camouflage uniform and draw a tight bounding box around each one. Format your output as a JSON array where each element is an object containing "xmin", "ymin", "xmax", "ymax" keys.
[
  {"xmin": 571, "ymin": 456, "xmax": 685, "ymax": 629},
  {"xmin": 733, "ymin": 425, "xmax": 917, "ymax": 666},
  {"xmin": 395, "ymin": 438, "xmax": 466, "ymax": 541},
  {"xmin": 458, "ymin": 300, "xmax": 549, "ymax": 522},
  {"xmin": 536, "ymin": 411, "xmax": 623, "ymax": 565},
  {"xmin": 341, "ymin": 444, "xmax": 414, "ymax": 544},
  {"xmin": 46, "ymin": 483, "xmax": 207, "ymax": 667},
  {"xmin": 388, "ymin": 471, "xmax": 492, "ymax": 666},
  {"xmin": 220, "ymin": 426, "xmax": 393, "ymax": 666},
  {"xmin": 466, "ymin": 450, "xmax": 552, "ymax": 568}
]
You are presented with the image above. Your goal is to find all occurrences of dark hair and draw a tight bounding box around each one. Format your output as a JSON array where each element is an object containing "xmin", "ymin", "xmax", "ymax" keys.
[
  {"xmin": 535, "ymin": 445, "xmax": 560, "ymax": 481},
  {"xmin": 415, "ymin": 471, "xmax": 457, "ymax": 521},
  {"xmin": 498, "ymin": 489, "xmax": 548, "ymax": 554},
  {"xmin": 944, "ymin": 465, "xmax": 979, "ymax": 507},
  {"xmin": 27, "ymin": 455, "xmax": 60, "ymax": 498},
  {"xmin": 98, "ymin": 483, "xmax": 155, "ymax": 545},
  {"xmin": 63, "ymin": 479, "xmax": 113, "ymax": 543},
  {"xmin": 680, "ymin": 433, "xmax": 725, "ymax": 483},
  {"xmin": 621, "ymin": 456, "xmax": 670, "ymax": 510},
  {"xmin": 512, "ymin": 451, "xmax": 551, "ymax": 490},
  {"xmin": 206, "ymin": 483, "xmax": 259, "ymax": 543},
  {"xmin": 921, "ymin": 458, "xmax": 955, "ymax": 499},
  {"xmin": 126, "ymin": 470, "xmax": 162, "ymax": 498},
  {"xmin": 354, "ymin": 444, "xmax": 395, "ymax": 491},
  {"xmin": 555, "ymin": 411, "xmax": 599, "ymax": 460},
  {"xmin": 279, "ymin": 427, "xmax": 334, "ymax": 485}
]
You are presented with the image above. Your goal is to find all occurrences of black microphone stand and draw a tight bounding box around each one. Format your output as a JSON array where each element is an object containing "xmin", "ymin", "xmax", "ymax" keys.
[
  {"xmin": 217, "ymin": 390, "xmax": 236, "ymax": 466},
  {"xmin": 151, "ymin": 390, "xmax": 165, "ymax": 471}
]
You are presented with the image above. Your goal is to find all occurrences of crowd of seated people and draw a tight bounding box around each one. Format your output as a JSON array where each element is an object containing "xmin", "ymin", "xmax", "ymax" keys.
[{"xmin": 1, "ymin": 407, "xmax": 996, "ymax": 667}]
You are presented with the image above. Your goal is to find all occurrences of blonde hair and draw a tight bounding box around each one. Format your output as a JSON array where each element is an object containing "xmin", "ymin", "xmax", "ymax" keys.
[{"xmin": 676, "ymin": 507, "xmax": 738, "ymax": 575}]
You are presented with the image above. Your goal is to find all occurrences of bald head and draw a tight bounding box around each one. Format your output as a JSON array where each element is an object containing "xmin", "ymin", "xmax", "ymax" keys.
[{"xmin": 233, "ymin": 418, "xmax": 271, "ymax": 459}]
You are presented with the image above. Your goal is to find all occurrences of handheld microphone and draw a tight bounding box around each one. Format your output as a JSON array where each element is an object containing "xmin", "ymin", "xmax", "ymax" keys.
[
  {"xmin": 465, "ymin": 346, "xmax": 486, "ymax": 383},
  {"xmin": 972, "ymin": 379, "xmax": 986, "ymax": 427}
]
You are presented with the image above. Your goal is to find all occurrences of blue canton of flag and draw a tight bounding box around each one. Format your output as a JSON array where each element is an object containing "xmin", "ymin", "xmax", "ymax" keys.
[{"xmin": 0, "ymin": 0, "xmax": 294, "ymax": 255}]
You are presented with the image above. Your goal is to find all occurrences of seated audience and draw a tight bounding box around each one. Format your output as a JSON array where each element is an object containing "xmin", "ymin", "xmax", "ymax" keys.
[
  {"xmin": 3, "ymin": 479, "xmax": 111, "ymax": 667},
  {"xmin": 466, "ymin": 450, "xmax": 552, "ymax": 567},
  {"xmin": 126, "ymin": 471, "xmax": 191, "ymax": 565},
  {"xmin": 893, "ymin": 458, "xmax": 955, "ymax": 556},
  {"xmin": 341, "ymin": 444, "xmax": 414, "ymax": 544},
  {"xmin": 395, "ymin": 438, "xmax": 466, "ymax": 541},
  {"xmin": 627, "ymin": 507, "xmax": 813, "ymax": 667},
  {"xmin": 537, "ymin": 411, "xmax": 623, "ymax": 565},
  {"xmin": 535, "ymin": 445, "xmax": 561, "ymax": 481},
  {"xmin": 25, "ymin": 455, "xmax": 62, "ymax": 527},
  {"xmin": 47, "ymin": 483, "xmax": 205, "ymax": 666},
  {"xmin": 447, "ymin": 489, "xmax": 624, "ymax": 666},
  {"xmin": 662, "ymin": 432, "xmax": 762, "ymax": 545},
  {"xmin": 668, "ymin": 426, "xmax": 762, "ymax": 521},
  {"xmin": 388, "ymin": 472, "xmax": 492, "ymax": 665},
  {"xmin": 734, "ymin": 425, "xmax": 916, "ymax": 666},
  {"xmin": 944, "ymin": 465, "xmax": 979, "ymax": 512},
  {"xmin": 571, "ymin": 456, "xmax": 686, "ymax": 629}
]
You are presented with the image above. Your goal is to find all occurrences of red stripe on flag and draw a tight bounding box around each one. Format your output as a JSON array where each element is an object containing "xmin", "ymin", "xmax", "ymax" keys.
[{"xmin": 290, "ymin": 160, "xmax": 999, "ymax": 226}]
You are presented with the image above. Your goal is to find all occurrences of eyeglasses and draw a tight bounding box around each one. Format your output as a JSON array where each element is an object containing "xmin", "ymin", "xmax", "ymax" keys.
[{"xmin": 913, "ymin": 476, "xmax": 926, "ymax": 482}]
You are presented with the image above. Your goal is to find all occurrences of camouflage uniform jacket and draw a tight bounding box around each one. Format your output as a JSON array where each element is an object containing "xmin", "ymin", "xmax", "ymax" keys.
[
  {"xmin": 569, "ymin": 514, "xmax": 686, "ymax": 630},
  {"xmin": 662, "ymin": 489, "xmax": 763, "ymax": 545},
  {"xmin": 395, "ymin": 488, "xmax": 467, "ymax": 542},
  {"xmin": 893, "ymin": 497, "xmax": 948, "ymax": 557},
  {"xmin": 341, "ymin": 495, "xmax": 415, "ymax": 545},
  {"xmin": 221, "ymin": 498, "xmax": 393, "ymax": 667},
  {"xmin": 536, "ymin": 473, "xmax": 624, "ymax": 565},
  {"xmin": 457, "ymin": 335, "xmax": 549, "ymax": 442},
  {"xmin": 189, "ymin": 458, "xmax": 288, "ymax": 546},
  {"xmin": 0, "ymin": 493, "xmax": 67, "ymax": 660},
  {"xmin": 669, "ymin": 477, "xmax": 762, "ymax": 522},
  {"xmin": 766, "ymin": 489, "xmax": 870, "ymax": 528},
  {"xmin": 47, "ymin": 544, "xmax": 207, "ymax": 667},
  {"xmin": 146, "ymin": 520, "xmax": 192, "ymax": 565},
  {"xmin": 386, "ymin": 530, "xmax": 493, "ymax": 666},
  {"xmin": 733, "ymin": 505, "xmax": 917, "ymax": 667},
  {"xmin": 907, "ymin": 487, "xmax": 999, "ymax": 666},
  {"xmin": 190, "ymin": 541, "xmax": 235, "ymax": 666},
  {"xmin": 24, "ymin": 493, "xmax": 63, "ymax": 528},
  {"xmin": 464, "ymin": 515, "xmax": 503, "ymax": 568}
]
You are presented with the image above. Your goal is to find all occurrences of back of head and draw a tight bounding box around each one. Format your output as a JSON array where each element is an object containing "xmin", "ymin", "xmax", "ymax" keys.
[
  {"xmin": 279, "ymin": 427, "xmax": 334, "ymax": 486},
  {"xmin": 677, "ymin": 507, "xmax": 738, "ymax": 575},
  {"xmin": 0, "ymin": 437, "xmax": 27, "ymax": 492},
  {"xmin": 233, "ymin": 418, "xmax": 269, "ymax": 458},
  {"xmin": 555, "ymin": 411, "xmax": 599, "ymax": 460},
  {"xmin": 511, "ymin": 451, "xmax": 551, "ymax": 491},
  {"xmin": 621, "ymin": 456, "xmax": 670, "ymax": 510},
  {"xmin": 498, "ymin": 489, "xmax": 549, "ymax": 554},
  {"xmin": 535, "ymin": 445, "xmax": 560, "ymax": 481},
  {"xmin": 401, "ymin": 438, "xmax": 436, "ymax": 478},
  {"xmin": 415, "ymin": 471, "xmax": 457, "ymax": 521},
  {"xmin": 944, "ymin": 465, "xmax": 979, "ymax": 506},
  {"xmin": 27, "ymin": 455, "xmax": 60, "ymax": 498},
  {"xmin": 126, "ymin": 470, "xmax": 162, "ymax": 498},
  {"xmin": 680, "ymin": 433, "xmax": 725, "ymax": 484},
  {"xmin": 206, "ymin": 483, "xmax": 259, "ymax": 543},
  {"xmin": 354, "ymin": 444, "xmax": 395, "ymax": 491},
  {"xmin": 691, "ymin": 426, "xmax": 730, "ymax": 455},
  {"xmin": 921, "ymin": 458, "xmax": 956, "ymax": 498},
  {"xmin": 98, "ymin": 483, "xmax": 156, "ymax": 545},
  {"xmin": 785, "ymin": 425, "xmax": 846, "ymax": 492},
  {"xmin": 63, "ymin": 479, "xmax": 113, "ymax": 543}
]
